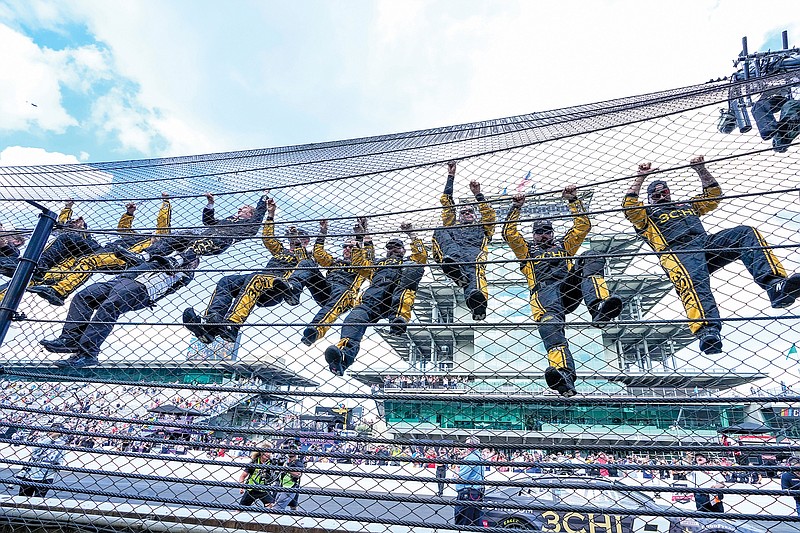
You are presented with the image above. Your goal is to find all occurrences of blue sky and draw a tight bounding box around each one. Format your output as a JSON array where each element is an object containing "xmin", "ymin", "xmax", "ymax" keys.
[{"xmin": 1, "ymin": 0, "xmax": 798, "ymax": 165}]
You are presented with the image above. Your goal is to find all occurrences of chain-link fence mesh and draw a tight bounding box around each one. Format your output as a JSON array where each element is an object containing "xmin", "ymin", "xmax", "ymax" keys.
[{"xmin": 1, "ymin": 70, "xmax": 800, "ymax": 532}]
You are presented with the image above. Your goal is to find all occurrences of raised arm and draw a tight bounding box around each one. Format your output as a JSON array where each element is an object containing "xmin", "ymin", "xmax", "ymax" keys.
[
  {"xmin": 440, "ymin": 161, "xmax": 457, "ymax": 226},
  {"xmin": 261, "ymin": 198, "xmax": 284, "ymax": 256},
  {"xmin": 471, "ymin": 180, "xmax": 496, "ymax": 240},
  {"xmin": 117, "ymin": 202, "xmax": 137, "ymax": 232},
  {"xmin": 561, "ymin": 185, "xmax": 590, "ymax": 256},
  {"xmin": 251, "ymin": 190, "xmax": 270, "ymax": 224},
  {"xmin": 689, "ymin": 155, "xmax": 722, "ymax": 215},
  {"xmin": 502, "ymin": 194, "xmax": 530, "ymax": 260},
  {"xmin": 313, "ymin": 219, "xmax": 334, "ymax": 267},
  {"xmin": 353, "ymin": 217, "xmax": 375, "ymax": 280},
  {"xmin": 201, "ymin": 193, "xmax": 217, "ymax": 226},
  {"xmin": 58, "ymin": 199, "xmax": 74, "ymax": 224},
  {"xmin": 402, "ymin": 222, "xmax": 428, "ymax": 264},
  {"xmin": 155, "ymin": 192, "xmax": 172, "ymax": 235},
  {"xmin": 622, "ymin": 163, "xmax": 653, "ymax": 231}
]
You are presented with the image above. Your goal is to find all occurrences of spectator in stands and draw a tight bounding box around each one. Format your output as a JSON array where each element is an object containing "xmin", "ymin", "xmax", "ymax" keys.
[
  {"xmin": 431, "ymin": 161, "xmax": 496, "ymax": 320},
  {"xmin": 781, "ymin": 457, "xmax": 800, "ymax": 516},
  {"xmin": 322, "ymin": 222, "xmax": 427, "ymax": 376},
  {"xmin": 623, "ymin": 156, "xmax": 800, "ymax": 355},
  {"xmin": 238, "ymin": 444, "xmax": 278, "ymax": 508},
  {"xmin": 502, "ymin": 187, "xmax": 622, "ymax": 397},
  {"xmin": 436, "ymin": 451, "xmax": 449, "ymax": 496},
  {"xmin": 41, "ymin": 250, "xmax": 199, "ymax": 368},
  {"xmin": 14, "ymin": 423, "xmax": 67, "ymax": 497},
  {"xmin": 296, "ymin": 217, "xmax": 373, "ymax": 346},
  {"xmin": 28, "ymin": 195, "xmax": 172, "ymax": 306},
  {"xmin": 691, "ymin": 452, "xmax": 725, "ymax": 513},
  {"xmin": 454, "ymin": 436, "xmax": 484, "ymax": 527},
  {"xmin": 182, "ymin": 198, "xmax": 309, "ymax": 344}
]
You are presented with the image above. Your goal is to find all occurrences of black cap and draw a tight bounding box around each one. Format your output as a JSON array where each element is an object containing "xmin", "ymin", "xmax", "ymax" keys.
[
  {"xmin": 532, "ymin": 219, "xmax": 553, "ymax": 231},
  {"xmin": 285, "ymin": 227, "xmax": 309, "ymax": 238},
  {"xmin": 386, "ymin": 238, "xmax": 404, "ymax": 248},
  {"xmin": 647, "ymin": 180, "xmax": 668, "ymax": 197}
]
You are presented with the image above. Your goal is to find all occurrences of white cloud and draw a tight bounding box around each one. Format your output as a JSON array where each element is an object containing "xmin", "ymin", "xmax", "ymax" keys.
[
  {"xmin": 0, "ymin": 145, "xmax": 80, "ymax": 165},
  {"xmin": 0, "ymin": 23, "xmax": 77, "ymax": 133}
]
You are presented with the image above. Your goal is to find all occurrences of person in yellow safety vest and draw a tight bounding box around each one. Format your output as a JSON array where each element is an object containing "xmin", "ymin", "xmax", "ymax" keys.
[{"xmin": 238, "ymin": 445, "xmax": 279, "ymax": 507}]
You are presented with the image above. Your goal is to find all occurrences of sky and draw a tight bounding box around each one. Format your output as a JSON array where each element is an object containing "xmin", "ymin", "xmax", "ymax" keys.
[{"xmin": 1, "ymin": 0, "xmax": 799, "ymax": 165}]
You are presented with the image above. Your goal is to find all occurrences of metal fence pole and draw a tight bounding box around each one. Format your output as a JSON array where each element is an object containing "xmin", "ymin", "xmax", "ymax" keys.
[{"xmin": 0, "ymin": 201, "xmax": 58, "ymax": 348}]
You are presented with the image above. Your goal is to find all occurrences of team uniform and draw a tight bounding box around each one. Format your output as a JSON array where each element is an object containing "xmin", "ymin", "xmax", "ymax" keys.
[
  {"xmin": 431, "ymin": 175, "xmax": 496, "ymax": 320},
  {"xmin": 623, "ymin": 180, "xmax": 800, "ymax": 354},
  {"xmin": 182, "ymin": 217, "xmax": 308, "ymax": 344},
  {"xmin": 129, "ymin": 194, "xmax": 269, "ymax": 260},
  {"xmin": 323, "ymin": 238, "xmax": 427, "ymax": 376},
  {"xmin": 503, "ymin": 198, "xmax": 621, "ymax": 397},
  {"xmin": 295, "ymin": 234, "xmax": 373, "ymax": 346},
  {"xmin": 28, "ymin": 200, "xmax": 172, "ymax": 306},
  {"xmin": 0, "ymin": 208, "xmax": 99, "ymax": 301},
  {"xmin": 42, "ymin": 250, "xmax": 198, "ymax": 368}
]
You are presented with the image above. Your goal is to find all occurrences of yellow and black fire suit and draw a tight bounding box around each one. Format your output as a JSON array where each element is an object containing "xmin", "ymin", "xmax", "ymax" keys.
[
  {"xmin": 32, "ymin": 200, "xmax": 172, "ymax": 301},
  {"xmin": 0, "ymin": 207, "xmax": 100, "ymax": 299},
  {"xmin": 431, "ymin": 177, "xmax": 496, "ymax": 320},
  {"xmin": 327, "ymin": 238, "xmax": 427, "ymax": 372},
  {"xmin": 503, "ymin": 199, "xmax": 614, "ymax": 382},
  {"xmin": 203, "ymin": 217, "xmax": 309, "ymax": 328},
  {"xmin": 293, "ymin": 235, "xmax": 373, "ymax": 345},
  {"xmin": 142, "ymin": 194, "xmax": 269, "ymax": 258},
  {"xmin": 623, "ymin": 181, "xmax": 790, "ymax": 338}
]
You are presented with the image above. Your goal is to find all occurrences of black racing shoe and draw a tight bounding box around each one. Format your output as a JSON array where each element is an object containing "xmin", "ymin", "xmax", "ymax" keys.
[
  {"xmin": 768, "ymin": 274, "xmax": 800, "ymax": 309},
  {"xmin": 0, "ymin": 265, "xmax": 15, "ymax": 278},
  {"xmin": 388, "ymin": 317, "xmax": 408, "ymax": 336},
  {"xmin": 113, "ymin": 245, "xmax": 146, "ymax": 266},
  {"xmin": 324, "ymin": 345, "xmax": 345, "ymax": 377},
  {"xmin": 218, "ymin": 324, "xmax": 240, "ymax": 343},
  {"xmin": 274, "ymin": 278, "xmax": 300, "ymax": 306},
  {"xmin": 28, "ymin": 285, "xmax": 65, "ymax": 306},
  {"xmin": 40, "ymin": 338, "xmax": 80, "ymax": 354},
  {"xmin": 591, "ymin": 296, "xmax": 623, "ymax": 324},
  {"xmin": 544, "ymin": 366, "xmax": 577, "ymax": 398},
  {"xmin": 54, "ymin": 353, "xmax": 99, "ymax": 369},
  {"xmin": 301, "ymin": 327, "xmax": 319, "ymax": 346},
  {"xmin": 697, "ymin": 328, "xmax": 723, "ymax": 355},
  {"xmin": 466, "ymin": 291, "xmax": 488, "ymax": 321},
  {"xmin": 182, "ymin": 308, "xmax": 216, "ymax": 345}
]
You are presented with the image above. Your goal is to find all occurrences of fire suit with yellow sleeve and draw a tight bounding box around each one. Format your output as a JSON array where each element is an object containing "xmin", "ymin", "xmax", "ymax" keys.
[
  {"xmin": 622, "ymin": 181, "xmax": 794, "ymax": 344},
  {"xmin": 502, "ymin": 199, "xmax": 617, "ymax": 390},
  {"xmin": 432, "ymin": 175, "xmax": 496, "ymax": 320},
  {"xmin": 295, "ymin": 235, "xmax": 374, "ymax": 346},
  {"xmin": 29, "ymin": 199, "xmax": 172, "ymax": 303},
  {"xmin": 203, "ymin": 217, "xmax": 309, "ymax": 330},
  {"xmin": 325, "ymin": 238, "xmax": 427, "ymax": 375}
]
